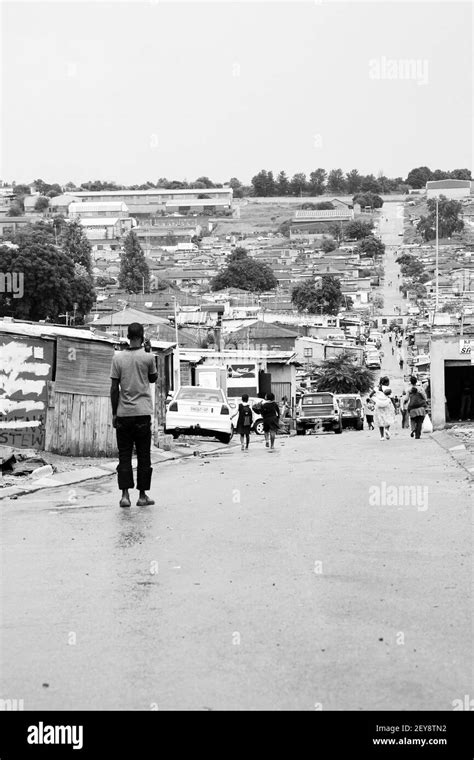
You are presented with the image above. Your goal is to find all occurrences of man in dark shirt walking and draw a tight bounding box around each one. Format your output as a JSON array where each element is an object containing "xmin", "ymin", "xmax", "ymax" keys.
[{"xmin": 110, "ymin": 322, "xmax": 158, "ymax": 508}]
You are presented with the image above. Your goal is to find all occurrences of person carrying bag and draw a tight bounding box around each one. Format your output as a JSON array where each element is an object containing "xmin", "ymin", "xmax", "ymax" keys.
[{"xmin": 407, "ymin": 386, "xmax": 426, "ymax": 440}]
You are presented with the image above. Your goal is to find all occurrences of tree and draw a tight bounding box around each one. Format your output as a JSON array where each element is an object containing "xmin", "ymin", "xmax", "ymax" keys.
[
  {"xmin": 398, "ymin": 256, "xmax": 424, "ymax": 278},
  {"xmin": 417, "ymin": 195, "xmax": 464, "ymax": 240},
  {"xmin": 279, "ymin": 220, "xmax": 291, "ymax": 238},
  {"xmin": 0, "ymin": 225, "xmax": 78, "ymax": 321},
  {"xmin": 291, "ymin": 275, "xmax": 347, "ymax": 315},
  {"xmin": 441, "ymin": 301, "xmax": 461, "ymax": 313},
  {"xmin": 450, "ymin": 168, "xmax": 472, "ymax": 180},
  {"xmin": 211, "ymin": 247, "xmax": 277, "ymax": 292},
  {"xmin": 346, "ymin": 169, "xmax": 362, "ymax": 194},
  {"xmin": 356, "ymin": 235, "xmax": 385, "ymax": 258},
  {"xmin": 95, "ymin": 275, "xmax": 116, "ymax": 287},
  {"xmin": 405, "ymin": 166, "xmax": 432, "ymax": 188},
  {"xmin": 308, "ymin": 168, "xmax": 327, "ymax": 195},
  {"xmin": 228, "ymin": 177, "xmax": 243, "ymax": 198},
  {"xmin": 194, "ymin": 176, "xmax": 215, "ymax": 188},
  {"xmin": 311, "ymin": 353, "xmax": 375, "ymax": 394},
  {"xmin": 353, "ymin": 191, "xmax": 383, "ymax": 209},
  {"xmin": 327, "ymin": 168, "xmax": 347, "ymax": 194},
  {"xmin": 276, "ymin": 171, "xmax": 290, "ymax": 196},
  {"xmin": 119, "ymin": 231, "xmax": 150, "ymax": 293},
  {"xmin": 60, "ymin": 219, "xmax": 93, "ymax": 273},
  {"xmin": 345, "ymin": 219, "xmax": 374, "ymax": 240},
  {"xmin": 34, "ymin": 196, "xmax": 50, "ymax": 212},
  {"xmin": 72, "ymin": 263, "xmax": 96, "ymax": 323},
  {"xmin": 321, "ymin": 236, "xmax": 337, "ymax": 253},
  {"xmin": 371, "ymin": 294, "xmax": 384, "ymax": 311},
  {"xmin": 12, "ymin": 183, "xmax": 31, "ymax": 196},
  {"xmin": 290, "ymin": 173, "xmax": 307, "ymax": 196},
  {"xmin": 7, "ymin": 203, "xmax": 23, "ymax": 217},
  {"xmin": 360, "ymin": 174, "xmax": 382, "ymax": 193},
  {"xmin": 251, "ymin": 169, "xmax": 275, "ymax": 197}
]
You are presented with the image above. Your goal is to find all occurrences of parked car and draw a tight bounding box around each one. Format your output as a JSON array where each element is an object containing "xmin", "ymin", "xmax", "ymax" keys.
[
  {"xmin": 295, "ymin": 392, "xmax": 342, "ymax": 435},
  {"xmin": 227, "ymin": 396, "xmax": 264, "ymax": 435},
  {"xmin": 165, "ymin": 386, "xmax": 233, "ymax": 443},
  {"xmin": 365, "ymin": 354, "xmax": 381, "ymax": 370},
  {"xmin": 334, "ymin": 394, "xmax": 364, "ymax": 430}
]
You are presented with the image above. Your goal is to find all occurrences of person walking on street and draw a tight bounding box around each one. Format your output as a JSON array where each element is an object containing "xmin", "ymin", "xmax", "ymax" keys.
[
  {"xmin": 261, "ymin": 392, "xmax": 280, "ymax": 451},
  {"xmin": 408, "ymin": 385, "xmax": 427, "ymax": 439},
  {"xmin": 400, "ymin": 390, "xmax": 410, "ymax": 428},
  {"xmin": 110, "ymin": 323, "xmax": 157, "ymax": 508},
  {"xmin": 399, "ymin": 356, "xmax": 404, "ymax": 371},
  {"xmin": 363, "ymin": 393, "xmax": 376, "ymax": 430},
  {"xmin": 388, "ymin": 333, "xmax": 392, "ymax": 343},
  {"xmin": 232, "ymin": 394, "xmax": 253, "ymax": 451},
  {"xmin": 373, "ymin": 376, "xmax": 396, "ymax": 440}
]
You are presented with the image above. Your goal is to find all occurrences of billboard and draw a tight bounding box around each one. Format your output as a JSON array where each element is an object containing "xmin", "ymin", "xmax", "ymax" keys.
[{"xmin": 226, "ymin": 363, "xmax": 258, "ymax": 397}]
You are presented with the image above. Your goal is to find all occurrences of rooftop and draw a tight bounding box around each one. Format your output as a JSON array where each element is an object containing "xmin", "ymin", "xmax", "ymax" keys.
[
  {"xmin": 67, "ymin": 188, "xmax": 233, "ymax": 198},
  {"xmin": 90, "ymin": 307, "xmax": 170, "ymax": 326},
  {"xmin": 0, "ymin": 318, "xmax": 115, "ymax": 342},
  {"xmin": 426, "ymin": 179, "xmax": 471, "ymax": 189}
]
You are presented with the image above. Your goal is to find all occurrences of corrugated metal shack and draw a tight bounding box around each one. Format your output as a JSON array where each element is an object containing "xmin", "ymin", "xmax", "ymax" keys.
[{"xmin": 0, "ymin": 320, "xmax": 117, "ymax": 456}]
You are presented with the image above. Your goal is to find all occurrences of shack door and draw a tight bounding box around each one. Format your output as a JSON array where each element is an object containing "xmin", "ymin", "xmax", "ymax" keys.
[{"xmin": 258, "ymin": 370, "xmax": 272, "ymax": 398}]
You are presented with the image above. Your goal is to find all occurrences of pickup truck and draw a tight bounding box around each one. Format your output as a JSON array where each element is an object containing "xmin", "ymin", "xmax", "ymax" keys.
[{"xmin": 295, "ymin": 392, "xmax": 343, "ymax": 435}]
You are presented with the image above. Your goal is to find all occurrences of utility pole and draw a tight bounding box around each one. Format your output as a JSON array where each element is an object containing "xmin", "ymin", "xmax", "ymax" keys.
[
  {"xmin": 173, "ymin": 296, "xmax": 181, "ymax": 389},
  {"xmin": 435, "ymin": 197, "xmax": 439, "ymax": 316}
]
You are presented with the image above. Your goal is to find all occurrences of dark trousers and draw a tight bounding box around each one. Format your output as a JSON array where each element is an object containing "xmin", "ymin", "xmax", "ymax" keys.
[
  {"xmin": 413, "ymin": 415, "xmax": 424, "ymax": 439},
  {"xmin": 116, "ymin": 416, "xmax": 152, "ymax": 491}
]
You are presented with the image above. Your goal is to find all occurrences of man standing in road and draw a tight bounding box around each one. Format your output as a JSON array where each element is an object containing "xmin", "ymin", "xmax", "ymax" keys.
[{"xmin": 110, "ymin": 322, "xmax": 158, "ymax": 508}]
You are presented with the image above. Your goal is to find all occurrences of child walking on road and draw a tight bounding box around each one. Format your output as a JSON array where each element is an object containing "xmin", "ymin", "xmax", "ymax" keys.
[
  {"xmin": 233, "ymin": 393, "xmax": 253, "ymax": 451},
  {"xmin": 261, "ymin": 392, "xmax": 280, "ymax": 451}
]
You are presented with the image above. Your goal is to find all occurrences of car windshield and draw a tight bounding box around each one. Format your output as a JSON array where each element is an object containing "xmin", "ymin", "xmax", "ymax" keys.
[
  {"xmin": 338, "ymin": 398, "xmax": 359, "ymax": 408},
  {"xmin": 303, "ymin": 394, "xmax": 332, "ymax": 405},
  {"xmin": 176, "ymin": 388, "xmax": 224, "ymax": 403}
]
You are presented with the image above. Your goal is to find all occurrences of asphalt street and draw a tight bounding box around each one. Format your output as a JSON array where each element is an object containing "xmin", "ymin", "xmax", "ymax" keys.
[
  {"xmin": 0, "ymin": 422, "xmax": 472, "ymax": 711},
  {"xmin": 0, "ymin": 206, "xmax": 471, "ymax": 711}
]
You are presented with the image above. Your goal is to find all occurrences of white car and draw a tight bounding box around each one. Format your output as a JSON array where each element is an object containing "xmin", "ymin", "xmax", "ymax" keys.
[
  {"xmin": 165, "ymin": 386, "xmax": 233, "ymax": 444},
  {"xmin": 365, "ymin": 352, "xmax": 381, "ymax": 369}
]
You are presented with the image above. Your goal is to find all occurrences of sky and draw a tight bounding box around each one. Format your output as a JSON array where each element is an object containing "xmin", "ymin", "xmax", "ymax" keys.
[{"xmin": 1, "ymin": 1, "xmax": 472, "ymax": 185}]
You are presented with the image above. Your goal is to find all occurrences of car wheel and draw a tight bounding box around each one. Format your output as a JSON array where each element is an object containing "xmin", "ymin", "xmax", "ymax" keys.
[
  {"xmin": 334, "ymin": 422, "xmax": 343, "ymax": 434},
  {"xmin": 171, "ymin": 432, "xmax": 180, "ymax": 440},
  {"xmin": 253, "ymin": 420, "xmax": 265, "ymax": 435},
  {"xmin": 296, "ymin": 428, "xmax": 306, "ymax": 435},
  {"xmin": 356, "ymin": 420, "xmax": 364, "ymax": 431},
  {"xmin": 216, "ymin": 433, "xmax": 232, "ymax": 444}
]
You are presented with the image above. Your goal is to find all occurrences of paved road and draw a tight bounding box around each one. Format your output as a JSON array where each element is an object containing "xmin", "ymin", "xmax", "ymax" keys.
[{"xmin": 0, "ymin": 426, "xmax": 471, "ymax": 711}]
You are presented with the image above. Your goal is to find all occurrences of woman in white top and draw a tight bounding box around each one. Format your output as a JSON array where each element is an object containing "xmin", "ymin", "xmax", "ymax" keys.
[{"xmin": 373, "ymin": 376, "xmax": 396, "ymax": 440}]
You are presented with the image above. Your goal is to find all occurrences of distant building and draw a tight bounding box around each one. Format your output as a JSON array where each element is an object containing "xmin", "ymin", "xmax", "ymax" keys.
[
  {"xmin": 290, "ymin": 208, "xmax": 354, "ymax": 239},
  {"xmin": 62, "ymin": 187, "xmax": 233, "ymax": 211},
  {"xmin": 69, "ymin": 201, "xmax": 130, "ymax": 219},
  {"xmin": 225, "ymin": 320, "xmax": 299, "ymax": 352},
  {"xmin": 0, "ymin": 215, "xmax": 44, "ymax": 236},
  {"xmin": 426, "ymin": 179, "xmax": 472, "ymax": 200},
  {"xmin": 78, "ymin": 216, "xmax": 136, "ymax": 242}
]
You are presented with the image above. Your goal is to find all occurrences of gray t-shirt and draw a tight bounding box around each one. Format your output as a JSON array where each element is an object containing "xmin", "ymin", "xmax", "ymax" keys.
[{"xmin": 110, "ymin": 348, "xmax": 156, "ymax": 417}]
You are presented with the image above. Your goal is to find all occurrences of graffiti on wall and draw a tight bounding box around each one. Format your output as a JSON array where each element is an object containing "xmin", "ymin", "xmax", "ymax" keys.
[{"xmin": 0, "ymin": 337, "xmax": 53, "ymax": 449}]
